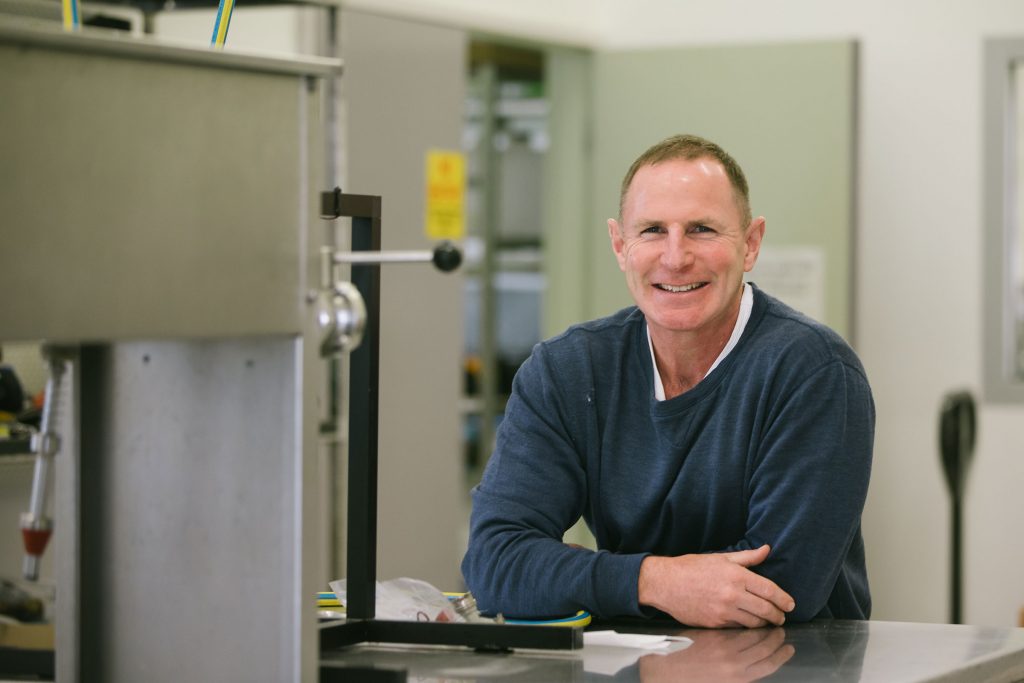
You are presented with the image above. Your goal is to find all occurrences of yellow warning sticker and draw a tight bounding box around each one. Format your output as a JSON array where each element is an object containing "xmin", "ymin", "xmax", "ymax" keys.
[{"xmin": 425, "ymin": 150, "xmax": 466, "ymax": 240}]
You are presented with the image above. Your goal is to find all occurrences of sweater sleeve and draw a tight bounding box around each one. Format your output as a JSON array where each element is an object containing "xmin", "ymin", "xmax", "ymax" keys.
[
  {"xmin": 724, "ymin": 356, "xmax": 874, "ymax": 621},
  {"xmin": 461, "ymin": 344, "xmax": 647, "ymax": 619}
]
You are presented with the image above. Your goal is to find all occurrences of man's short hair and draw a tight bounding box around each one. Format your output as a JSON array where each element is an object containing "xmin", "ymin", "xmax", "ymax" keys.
[{"xmin": 619, "ymin": 134, "xmax": 752, "ymax": 225}]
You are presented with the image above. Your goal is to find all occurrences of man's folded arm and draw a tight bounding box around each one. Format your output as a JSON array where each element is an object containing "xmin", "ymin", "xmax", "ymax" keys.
[
  {"xmin": 463, "ymin": 490, "xmax": 647, "ymax": 618},
  {"xmin": 461, "ymin": 348, "xmax": 648, "ymax": 619},
  {"xmin": 719, "ymin": 359, "xmax": 875, "ymax": 621}
]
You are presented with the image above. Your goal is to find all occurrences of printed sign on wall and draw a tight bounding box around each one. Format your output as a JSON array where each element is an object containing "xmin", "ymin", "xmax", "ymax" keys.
[{"xmin": 750, "ymin": 246, "xmax": 826, "ymax": 323}]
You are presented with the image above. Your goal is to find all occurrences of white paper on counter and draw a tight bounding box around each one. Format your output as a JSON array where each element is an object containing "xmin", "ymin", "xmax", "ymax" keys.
[{"xmin": 582, "ymin": 631, "xmax": 693, "ymax": 676}]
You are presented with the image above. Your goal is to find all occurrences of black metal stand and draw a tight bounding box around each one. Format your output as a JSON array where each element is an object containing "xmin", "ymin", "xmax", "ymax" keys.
[
  {"xmin": 328, "ymin": 189, "xmax": 382, "ymax": 624},
  {"xmin": 318, "ymin": 189, "xmax": 582, "ymax": 663},
  {"xmin": 320, "ymin": 619, "xmax": 580, "ymax": 651}
]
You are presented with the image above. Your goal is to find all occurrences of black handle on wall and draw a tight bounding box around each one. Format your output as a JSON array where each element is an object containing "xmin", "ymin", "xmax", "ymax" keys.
[{"xmin": 938, "ymin": 390, "xmax": 977, "ymax": 624}]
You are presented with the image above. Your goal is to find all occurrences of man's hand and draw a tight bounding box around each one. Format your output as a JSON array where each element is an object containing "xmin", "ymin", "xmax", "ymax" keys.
[{"xmin": 637, "ymin": 544, "xmax": 795, "ymax": 628}]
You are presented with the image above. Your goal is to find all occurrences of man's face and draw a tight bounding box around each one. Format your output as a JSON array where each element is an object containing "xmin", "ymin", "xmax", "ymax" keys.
[{"xmin": 608, "ymin": 157, "xmax": 764, "ymax": 341}]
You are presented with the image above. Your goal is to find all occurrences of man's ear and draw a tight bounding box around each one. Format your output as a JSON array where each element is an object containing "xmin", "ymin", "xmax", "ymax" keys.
[
  {"xmin": 608, "ymin": 218, "xmax": 627, "ymax": 272},
  {"xmin": 743, "ymin": 217, "xmax": 766, "ymax": 272}
]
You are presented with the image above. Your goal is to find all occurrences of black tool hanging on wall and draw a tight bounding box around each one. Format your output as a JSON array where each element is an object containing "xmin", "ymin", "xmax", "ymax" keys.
[{"xmin": 938, "ymin": 390, "xmax": 977, "ymax": 625}]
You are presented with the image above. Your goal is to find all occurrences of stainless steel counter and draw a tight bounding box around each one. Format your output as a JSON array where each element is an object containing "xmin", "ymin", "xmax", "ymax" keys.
[{"xmin": 320, "ymin": 619, "xmax": 1024, "ymax": 682}]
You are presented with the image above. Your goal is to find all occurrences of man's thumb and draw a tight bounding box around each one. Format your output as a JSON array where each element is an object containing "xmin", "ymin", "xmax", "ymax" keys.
[{"xmin": 726, "ymin": 543, "xmax": 771, "ymax": 567}]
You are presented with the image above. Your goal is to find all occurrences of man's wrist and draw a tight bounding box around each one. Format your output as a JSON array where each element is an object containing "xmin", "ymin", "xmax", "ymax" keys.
[{"xmin": 637, "ymin": 555, "xmax": 665, "ymax": 609}]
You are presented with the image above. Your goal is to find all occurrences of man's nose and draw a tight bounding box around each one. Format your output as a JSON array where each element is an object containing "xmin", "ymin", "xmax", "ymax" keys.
[{"xmin": 660, "ymin": 230, "xmax": 693, "ymax": 270}]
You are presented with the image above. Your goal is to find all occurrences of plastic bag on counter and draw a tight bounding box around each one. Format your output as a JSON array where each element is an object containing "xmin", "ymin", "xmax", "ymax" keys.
[{"xmin": 329, "ymin": 577, "xmax": 461, "ymax": 623}]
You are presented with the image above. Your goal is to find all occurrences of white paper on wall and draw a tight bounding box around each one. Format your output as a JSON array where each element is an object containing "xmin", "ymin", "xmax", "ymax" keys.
[{"xmin": 749, "ymin": 246, "xmax": 826, "ymax": 323}]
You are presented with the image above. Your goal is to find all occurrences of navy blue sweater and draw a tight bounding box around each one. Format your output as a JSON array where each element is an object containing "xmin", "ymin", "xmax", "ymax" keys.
[{"xmin": 462, "ymin": 286, "xmax": 874, "ymax": 622}]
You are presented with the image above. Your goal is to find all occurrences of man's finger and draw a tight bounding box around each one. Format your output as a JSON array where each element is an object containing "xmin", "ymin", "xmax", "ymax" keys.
[
  {"xmin": 746, "ymin": 575, "xmax": 796, "ymax": 613},
  {"xmin": 738, "ymin": 592, "xmax": 787, "ymax": 626},
  {"xmin": 730, "ymin": 609, "xmax": 770, "ymax": 629},
  {"xmin": 725, "ymin": 543, "xmax": 771, "ymax": 567}
]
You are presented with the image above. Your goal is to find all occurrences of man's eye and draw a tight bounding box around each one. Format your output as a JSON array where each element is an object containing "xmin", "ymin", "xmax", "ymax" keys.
[
  {"xmin": 691, "ymin": 224, "xmax": 715, "ymax": 234},
  {"xmin": 640, "ymin": 226, "xmax": 663, "ymax": 235}
]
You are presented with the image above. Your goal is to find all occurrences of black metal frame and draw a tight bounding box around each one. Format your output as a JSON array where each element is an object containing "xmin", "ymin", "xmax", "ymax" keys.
[{"xmin": 318, "ymin": 188, "xmax": 581, "ymax": 655}]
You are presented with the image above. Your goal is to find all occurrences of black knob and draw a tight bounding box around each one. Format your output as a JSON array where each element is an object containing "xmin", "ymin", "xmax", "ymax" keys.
[
  {"xmin": 939, "ymin": 390, "xmax": 976, "ymax": 499},
  {"xmin": 432, "ymin": 241, "xmax": 462, "ymax": 273}
]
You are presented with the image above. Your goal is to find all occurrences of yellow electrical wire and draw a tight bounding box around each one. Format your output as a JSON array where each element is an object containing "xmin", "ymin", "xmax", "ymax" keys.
[
  {"xmin": 62, "ymin": 0, "xmax": 79, "ymax": 31},
  {"xmin": 444, "ymin": 592, "xmax": 592, "ymax": 628},
  {"xmin": 210, "ymin": 0, "xmax": 235, "ymax": 48}
]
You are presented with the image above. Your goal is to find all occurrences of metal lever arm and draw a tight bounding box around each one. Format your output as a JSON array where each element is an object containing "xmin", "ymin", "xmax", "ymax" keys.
[
  {"xmin": 313, "ymin": 241, "xmax": 462, "ymax": 358},
  {"xmin": 331, "ymin": 241, "xmax": 462, "ymax": 273}
]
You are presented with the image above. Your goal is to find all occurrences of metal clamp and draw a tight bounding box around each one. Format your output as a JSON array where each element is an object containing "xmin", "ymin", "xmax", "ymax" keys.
[
  {"xmin": 311, "ymin": 241, "xmax": 462, "ymax": 358},
  {"xmin": 311, "ymin": 281, "xmax": 367, "ymax": 358}
]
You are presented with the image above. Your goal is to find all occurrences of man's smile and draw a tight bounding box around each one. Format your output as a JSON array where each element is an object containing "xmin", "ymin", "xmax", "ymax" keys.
[{"xmin": 654, "ymin": 282, "xmax": 708, "ymax": 293}]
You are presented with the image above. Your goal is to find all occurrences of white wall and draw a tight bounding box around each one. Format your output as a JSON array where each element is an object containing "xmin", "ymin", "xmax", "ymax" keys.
[
  {"xmin": 347, "ymin": 0, "xmax": 1024, "ymax": 626},
  {"xmin": 341, "ymin": 0, "xmax": 611, "ymax": 47}
]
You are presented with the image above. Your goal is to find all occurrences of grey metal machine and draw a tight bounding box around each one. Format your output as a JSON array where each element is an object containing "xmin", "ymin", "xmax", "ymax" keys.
[{"xmin": 1, "ymin": 17, "xmax": 340, "ymax": 681}]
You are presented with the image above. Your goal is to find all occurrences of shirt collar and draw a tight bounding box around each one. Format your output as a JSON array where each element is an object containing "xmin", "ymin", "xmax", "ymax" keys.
[{"xmin": 647, "ymin": 282, "xmax": 753, "ymax": 401}]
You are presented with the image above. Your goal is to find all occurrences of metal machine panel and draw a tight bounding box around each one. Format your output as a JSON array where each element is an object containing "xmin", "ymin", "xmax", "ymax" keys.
[
  {"xmin": 76, "ymin": 339, "xmax": 303, "ymax": 682},
  {"xmin": 0, "ymin": 20, "xmax": 330, "ymax": 341}
]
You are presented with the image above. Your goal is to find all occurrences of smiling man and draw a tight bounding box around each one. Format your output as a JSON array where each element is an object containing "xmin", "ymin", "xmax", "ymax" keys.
[{"xmin": 462, "ymin": 134, "xmax": 874, "ymax": 627}]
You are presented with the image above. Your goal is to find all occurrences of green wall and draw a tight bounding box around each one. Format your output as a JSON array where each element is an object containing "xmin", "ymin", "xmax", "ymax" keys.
[{"xmin": 545, "ymin": 41, "xmax": 857, "ymax": 341}]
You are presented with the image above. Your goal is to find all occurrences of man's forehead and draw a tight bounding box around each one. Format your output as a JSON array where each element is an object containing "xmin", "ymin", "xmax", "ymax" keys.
[
  {"xmin": 632, "ymin": 156, "xmax": 728, "ymax": 186},
  {"xmin": 623, "ymin": 157, "xmax": 737, "ymax": 217}
]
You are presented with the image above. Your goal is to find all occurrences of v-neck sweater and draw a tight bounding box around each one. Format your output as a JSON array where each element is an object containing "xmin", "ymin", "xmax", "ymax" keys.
[{"xmin": 462, "ymin": 285, "xmax": 874, "ymax": 622}]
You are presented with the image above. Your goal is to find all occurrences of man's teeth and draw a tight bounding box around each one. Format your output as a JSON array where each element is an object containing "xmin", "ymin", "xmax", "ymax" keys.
[{"xmin": 657, "ymin": 282, "xmax": 705, "ymax": 293}]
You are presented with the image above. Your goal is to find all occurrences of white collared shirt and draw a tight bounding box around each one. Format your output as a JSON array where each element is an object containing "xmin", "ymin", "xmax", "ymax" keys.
[{"xmin": 648, "ymin": 282, "xmax": 753, "ymax": 401}]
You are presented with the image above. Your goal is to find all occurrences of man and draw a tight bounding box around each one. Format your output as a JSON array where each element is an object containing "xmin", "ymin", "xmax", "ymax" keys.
[{"xmin": 462, "ymin": 134, "xmax": 873, "ymax": 627}]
